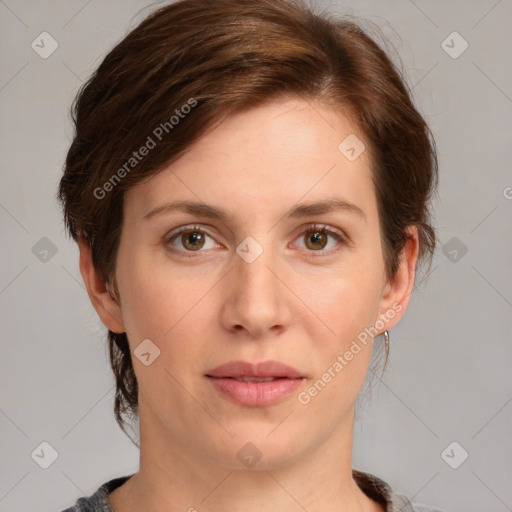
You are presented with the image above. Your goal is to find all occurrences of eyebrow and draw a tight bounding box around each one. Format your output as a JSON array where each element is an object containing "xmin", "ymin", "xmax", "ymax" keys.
[{"xmin": 143, "ymin": 197, "xmax": 366, "ymax": 223}]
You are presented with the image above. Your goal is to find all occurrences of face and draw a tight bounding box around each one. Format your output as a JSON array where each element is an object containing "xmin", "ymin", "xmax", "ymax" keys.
[{"xmin": 81, "ymin": 97, "xmax": 417, "ymax": 471}]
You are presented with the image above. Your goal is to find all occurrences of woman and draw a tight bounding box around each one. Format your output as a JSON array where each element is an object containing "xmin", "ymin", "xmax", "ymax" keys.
[{"xmin": 58, "ymin": 0, "xmax": 443, "ymax": 510}]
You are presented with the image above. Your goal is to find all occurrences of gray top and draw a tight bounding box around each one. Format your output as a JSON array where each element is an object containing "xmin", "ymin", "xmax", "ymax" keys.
[{"xmin": 61, "ymin": 469, "xmax": 448, "ymax": 511}]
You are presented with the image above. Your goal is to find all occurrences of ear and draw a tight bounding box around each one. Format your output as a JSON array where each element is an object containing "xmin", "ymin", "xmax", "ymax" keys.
[
  {"xmin": 77, "ymin": 234, "xmax": 126, "ymax": 334},
  {"xmin": 376, "ymin": 225, "xmax": 419, "ymax": 331}
]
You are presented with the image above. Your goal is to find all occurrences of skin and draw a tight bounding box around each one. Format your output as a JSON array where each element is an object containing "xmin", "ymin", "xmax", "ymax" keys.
[{"xmin": 79, "ymin": 97, "xmax": 418, "ymax": 512}]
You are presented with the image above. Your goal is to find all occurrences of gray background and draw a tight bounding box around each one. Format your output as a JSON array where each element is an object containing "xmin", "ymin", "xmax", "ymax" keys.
[{"xmin": 1, "ymin": 1, "xmax": 511, "ymax": 511}]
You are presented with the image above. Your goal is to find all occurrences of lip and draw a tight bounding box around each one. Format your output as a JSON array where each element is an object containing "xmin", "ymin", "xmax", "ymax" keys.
[{"xmin": 205, "ymin": 360, "xmax": 305, "ymax": 406}]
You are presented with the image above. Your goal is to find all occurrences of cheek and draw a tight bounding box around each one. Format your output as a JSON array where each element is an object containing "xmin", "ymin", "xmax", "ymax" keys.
[
  {"xmin": 299, "ymin": 255, "xmax": 383, "ymax": 399},
  {"xmin": 308, "ymin": 257, "xmax": 383, "ymax": 342},
  {"xmin": 115, "ymin": 245, "xmax": 167, "ymax": 345},
  {"xmin": 115, "ymin": 258, "xmax": 216, "ymax": 415},
  {"xmin": 115, "ymin": 249, "xmax": 217, "ymax": 359},
  {"xmin": 297, "ymin": 278, "xmax": 380, "ymax": 414}
]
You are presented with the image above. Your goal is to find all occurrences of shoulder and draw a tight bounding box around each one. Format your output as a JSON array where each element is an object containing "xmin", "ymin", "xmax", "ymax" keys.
[
  {"xmin": 59, "ymin": 475, "xmax": 133, "ymax": 512},
  {"xmin": 352, "ymin": 469, "xmax": 450, "ymax": 512},
  {"xmin": 391, "ymin": 492, "xmax": 450, "ymax": 512}
]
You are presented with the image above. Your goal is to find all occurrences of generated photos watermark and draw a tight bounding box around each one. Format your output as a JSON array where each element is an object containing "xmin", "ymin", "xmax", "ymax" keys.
[
  {"xmin": 297, "ymin": 302, "xmax": 402, "ymax": 405},
  {"xmin": 93, "ymin": 97, "xmax": 198, "ymax": 200}
]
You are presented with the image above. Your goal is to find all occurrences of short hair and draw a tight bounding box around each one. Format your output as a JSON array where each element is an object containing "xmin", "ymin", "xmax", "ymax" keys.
[{"xmin": 57, "ymin": 0, "xmax": 438, "ymax": 437}]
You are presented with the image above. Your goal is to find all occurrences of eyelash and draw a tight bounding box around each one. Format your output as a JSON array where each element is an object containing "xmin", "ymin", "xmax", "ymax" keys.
[{"xmin": 164, "ymin": 223, "xmax": 348, "ymax": 258}]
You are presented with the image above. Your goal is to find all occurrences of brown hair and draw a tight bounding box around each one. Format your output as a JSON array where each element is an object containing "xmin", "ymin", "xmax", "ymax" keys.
[{"xmin": 57, "ymin": 0, "xmax": 438, "ymax": 437}]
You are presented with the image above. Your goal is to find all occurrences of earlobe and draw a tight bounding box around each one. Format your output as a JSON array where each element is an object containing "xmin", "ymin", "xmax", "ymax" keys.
[
  {"xmin": 377, "ymin": 226, "xmax": 420, "ymax": 331},
  {"xmin": 77, "ymin": 234, "xmax": 126, "ymax": 334}
]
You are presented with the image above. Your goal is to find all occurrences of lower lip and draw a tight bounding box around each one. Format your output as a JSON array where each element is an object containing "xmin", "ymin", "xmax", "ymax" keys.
[{"xmin": 207, "ymin": 377, "xmax": 304, "ymax": 406}]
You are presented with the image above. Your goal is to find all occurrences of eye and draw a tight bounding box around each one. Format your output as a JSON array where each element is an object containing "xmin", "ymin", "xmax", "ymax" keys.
[
  {"xmin": 164, "ymin": 223, "xmax": 348, "ymax": 258},
  {"xmin": 294, "ymin": 223, "xmax": 347, "ymax": 255},
  {"xmin": 164, "ymin": 224, "xmax": 220, "ymax": 255}
]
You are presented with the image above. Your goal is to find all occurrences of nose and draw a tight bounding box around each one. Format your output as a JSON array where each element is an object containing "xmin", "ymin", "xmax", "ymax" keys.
[{"xmin": 219, "ymin": 239, "xmax": 293, "ymax": 339}]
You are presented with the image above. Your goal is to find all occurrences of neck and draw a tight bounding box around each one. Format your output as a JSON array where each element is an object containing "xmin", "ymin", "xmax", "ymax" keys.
[{"xmin": 110, "ymin": 400, "xmax": 377, "ymax": 512}]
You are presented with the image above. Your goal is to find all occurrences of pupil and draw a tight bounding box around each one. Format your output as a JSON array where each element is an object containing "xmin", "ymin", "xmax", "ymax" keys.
[
  {"xmin": 185, "ymin": 231, "xmax": 203, "ymax": 250},
  {"xmin": 309, "ymin": 231, "xmax": 325, "ymax": 250}
]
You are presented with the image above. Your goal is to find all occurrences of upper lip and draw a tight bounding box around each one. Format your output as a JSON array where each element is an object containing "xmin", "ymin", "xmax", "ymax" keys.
[{"xmin": 206, "ymin": 360, "xmax": 304, "ymax": 379}]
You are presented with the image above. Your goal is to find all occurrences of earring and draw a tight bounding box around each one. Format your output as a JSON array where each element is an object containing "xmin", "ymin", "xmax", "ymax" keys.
[
  {"xmin": 383, "ymin": 330, "xmax": 389, "ymax": 352},
  {"xmin": 382, "ymin": 330, "xmax": 390, "ymax": 367}
]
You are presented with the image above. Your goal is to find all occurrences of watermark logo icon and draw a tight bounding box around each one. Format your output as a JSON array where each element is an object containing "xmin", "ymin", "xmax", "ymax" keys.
[
  {"xmin": 237, "ymin": 442, "xmax": 262, "ymax": 468},
  {"xmin": 441, "ymin": 32, "xmax": 468, "ymax": 59},
  {"xmin": 442, "ymin": 236, "xmax": 468, "ymax": 263},
  {"xmin": 32, "ymin": 237, "xmax": 58, "ymax": 263},
  {"xmin": 338, "ymin": 134, "xmax": 366, "ymax": 162},
  {"xmin": 441, "ymin": 441, "xmax": 469, "ymax": 469},
  {"xmin": 31, "ymin": 32, "xmax": 59, "ymax": 59},
  {"xmin": 31, "ymin": 441, "xmax": 59, "ymax": 469},
  {"xmin": 236, "ymin": 236, "xmax": 263, "ymax": 264},
  {"xmin": 134, "ymin": 338, "xmax": 161, "ymax": 366}
]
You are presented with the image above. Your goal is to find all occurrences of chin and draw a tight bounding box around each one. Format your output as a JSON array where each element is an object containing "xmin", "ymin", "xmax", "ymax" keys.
[{"xmin": 199, "ymin": 421, "xmax": 311, "ymax": 471}]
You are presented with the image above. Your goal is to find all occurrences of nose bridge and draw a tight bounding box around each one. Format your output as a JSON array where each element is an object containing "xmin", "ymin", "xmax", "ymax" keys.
[
  {"xmin": 221, "ymin": 233, "xmax": 290, "ymax": 336},
  {"xmin": 234, "ymin": 233, "xmax": 279, "ymax": 301}
]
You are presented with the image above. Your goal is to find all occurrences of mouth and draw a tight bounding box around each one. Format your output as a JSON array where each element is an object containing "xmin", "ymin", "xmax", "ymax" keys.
[
  {"xmin": 205, "ymin": 360, "xmax": 305, "ymax": 406},
  {"xmin": 206, "ymin": 360, "xmax": 304, "ymax": 379},
  {"xmin": 228, "ymin": 376, "xmax": 284, "ymax": 382}
]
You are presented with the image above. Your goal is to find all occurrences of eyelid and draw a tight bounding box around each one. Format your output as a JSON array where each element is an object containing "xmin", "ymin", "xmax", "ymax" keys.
[
  {"xmin": 291, "ymin": 223, "xmax": 350, "ymax": 256},
  {"xmin": 163, "ymin": 223, "xmax": 222, "ymax": 250},
  {"xmin": 163, "ymin": 222, "xmax": 350, "ymax": 257}
]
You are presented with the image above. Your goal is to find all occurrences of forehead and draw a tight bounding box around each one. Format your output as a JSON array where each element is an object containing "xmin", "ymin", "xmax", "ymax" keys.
[{"xmin": 123, "ymin": 97, "xmax": 377, "ymax": 225}]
